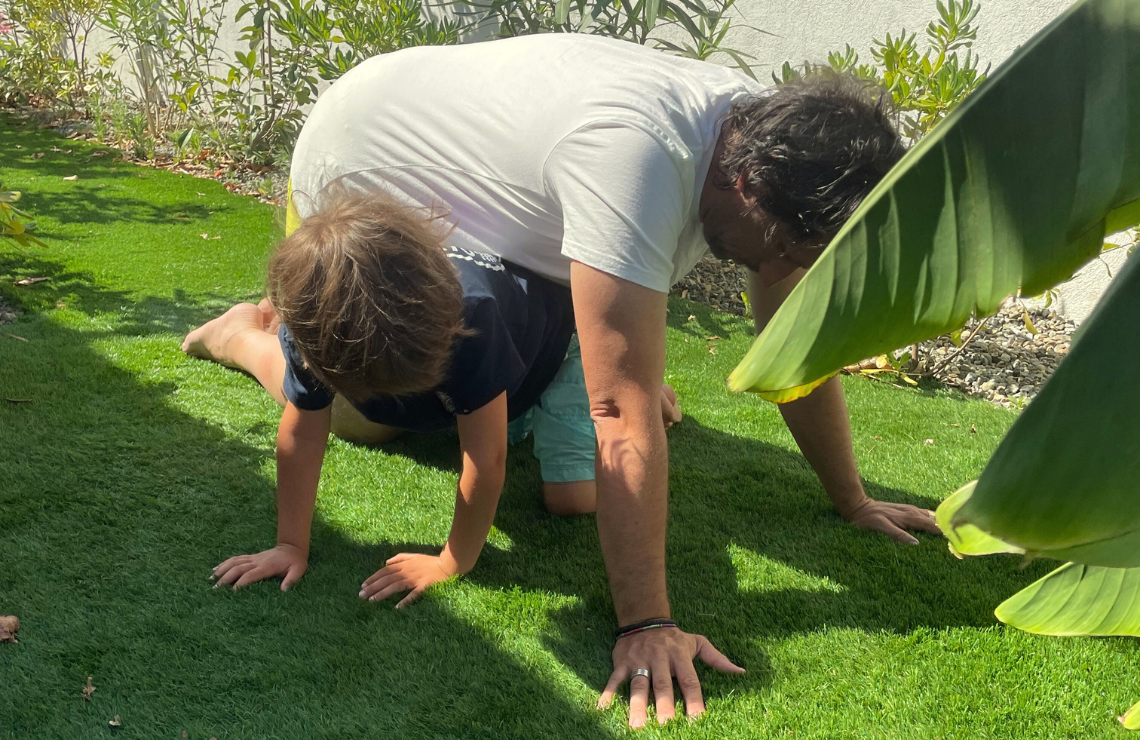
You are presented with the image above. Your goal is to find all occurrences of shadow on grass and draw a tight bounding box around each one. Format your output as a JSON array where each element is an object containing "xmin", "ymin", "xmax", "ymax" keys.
[
  {"xmin": 0, "ymin": 251, "xmax": 239, "ymax": 335},
  {"xmin": 0, "ymin": 279, "xmax": 617, "ymax": 740},
  {"xmin": 1, "ymin": 120, "xmax": 224, "ymax": 231},
  {"xmin": 389, "ymin": 418, "xmax": 1059, "ymax": 701}
]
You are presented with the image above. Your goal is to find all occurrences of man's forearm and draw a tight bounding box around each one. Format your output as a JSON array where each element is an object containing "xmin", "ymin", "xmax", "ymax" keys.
[
  {"xmin": 594, "ymin": 407, "xmax": 671, "ymax": 625},
  {"xmin": 569, "ymin": 262, "xmax": 672, "ymax": 627},
  {"xmin": 746, "ymin": 268, "xmax": 867, "ymax": 518},
  {"xmin": 775, "ymin": 376, "xmax": 868, "ymax": 518}
]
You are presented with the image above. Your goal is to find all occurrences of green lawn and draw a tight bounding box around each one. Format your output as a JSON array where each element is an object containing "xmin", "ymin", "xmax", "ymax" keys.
[{"xmin": 1, "ymin": 114, "xmax": 1135, "ymax": 740}]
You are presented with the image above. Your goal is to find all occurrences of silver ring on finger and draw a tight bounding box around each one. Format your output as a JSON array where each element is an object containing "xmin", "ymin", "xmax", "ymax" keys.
[{"xmin": 631, "ymin": 668, "xmax": 650, "ymax": 681}]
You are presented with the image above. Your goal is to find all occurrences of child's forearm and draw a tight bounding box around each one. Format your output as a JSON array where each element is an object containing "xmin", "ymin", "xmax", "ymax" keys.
[
  {"xmin": 440, "ymin": 464, "xmax": 505, "ymax": 575},
  {"xmin": 275, "ymin": 403, "xmax": 331, "ymax": 554}
]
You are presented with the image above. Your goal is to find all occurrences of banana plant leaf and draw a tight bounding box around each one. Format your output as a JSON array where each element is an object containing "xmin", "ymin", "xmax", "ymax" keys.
[
  {"xmin": 729, "ymin": 0, "xmax": 1140, "ymax": 398},
  {"xmin": 1123, "ymin": 701, "xmax": 1140, "ymax": 730},
  {"xmin": 935, "ymin": 481, "xmax": 1024, "ymax": 558},
  {"xmin": 951, "ymin": 251, "xmax": 1140, "ymax": 567},
  {"xmin": 995, "ymin": 563, "xmax": 1140, "ymax": 636}
]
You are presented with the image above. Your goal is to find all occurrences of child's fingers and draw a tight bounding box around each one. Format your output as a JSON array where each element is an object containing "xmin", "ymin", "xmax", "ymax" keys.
[
  {"xmin": 386, "ymin": 553, "xmax": 414, "ymax": 565},
  {"xmin": 212, "ymin": 555, "xmax": 250, "ymax": 580},
  {"xmin": 214, "ymin": 562, "xmax": 253, "ymax": 587},
  {"xmin": 281, "ymin": 564, "xmax": 305, "ymax": 592},
  {"xmin": 362, "ymin": 563, "xmax": 403, "ymax": 587},
  {"xmin": 367, "ymin": 580, "xmax": 412, "ymax": 603},
  {"xmin": 233, "ymin": 567, "xmax": 273, "ymax": 589},
  {"xmin": 395, "ymin": 588, "xmax": 424, "ymax": 609},
  {"xmin": 360, "ymin": 573, "xmax": 405, "ymax": 600}
]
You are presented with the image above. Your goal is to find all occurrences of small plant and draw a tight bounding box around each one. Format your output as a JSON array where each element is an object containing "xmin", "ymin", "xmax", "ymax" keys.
[
  {"xmin": 775, "ymin": 0, "xmax": 987, "ymax": 138},
  {"xmin": 0, "ymin": 183, "xmax": 47, "ymax": 250}
]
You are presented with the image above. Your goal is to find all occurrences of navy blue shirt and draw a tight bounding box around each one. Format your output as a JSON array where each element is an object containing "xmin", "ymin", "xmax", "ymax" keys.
[{"xmin": 279, "ymin": 247, "xmax": 575, "ymax": 432}]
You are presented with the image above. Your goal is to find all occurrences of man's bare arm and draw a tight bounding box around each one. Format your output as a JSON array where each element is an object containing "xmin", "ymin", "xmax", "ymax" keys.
[
  {"xmin": 571, "ymin": 262, "xmax": 671, "ymax": 625},
  {"xmin": 747, "ymin": 269, "xmax": 941, "ymax": 544},
  {"xmin": 571, "ymin": 262, "xmax": 742, "ymax": 729}
]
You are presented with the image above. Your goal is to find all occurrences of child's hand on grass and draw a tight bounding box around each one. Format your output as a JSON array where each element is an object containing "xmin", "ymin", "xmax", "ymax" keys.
[
  {"xmin": 359, "ymin": 553, "xmax": 456, "ymax": 609},
  {"xmin": 212, "ymin": 544, "xmax": 308, "ymax": 591}
]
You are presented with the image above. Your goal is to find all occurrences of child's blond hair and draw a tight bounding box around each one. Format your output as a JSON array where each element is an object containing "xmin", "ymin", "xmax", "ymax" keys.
[{"xmin": 267, "ymin": 189, "xmax": 468, "ymax": 399}]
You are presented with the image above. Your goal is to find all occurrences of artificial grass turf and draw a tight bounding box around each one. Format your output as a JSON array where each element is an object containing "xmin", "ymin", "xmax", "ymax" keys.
[{"xmin": 1, "ymin": 113, "xmax": 1136, "ymax": 740}]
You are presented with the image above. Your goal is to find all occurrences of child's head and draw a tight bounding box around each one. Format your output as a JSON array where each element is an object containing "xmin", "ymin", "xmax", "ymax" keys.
[{"xmin": 267, "ymin": 189, "xmax": 466, "ymax": 399}]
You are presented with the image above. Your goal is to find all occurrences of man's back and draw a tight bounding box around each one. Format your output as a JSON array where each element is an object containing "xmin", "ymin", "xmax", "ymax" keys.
[{"xmin": 290, "ymin": 35, "xmax": 762, "ymax": 290}]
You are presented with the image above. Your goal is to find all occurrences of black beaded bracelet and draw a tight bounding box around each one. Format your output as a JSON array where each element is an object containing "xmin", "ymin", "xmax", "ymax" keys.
[{"xmin": 614, "ymin": 618, "xmax": 677, "ymax": 640}]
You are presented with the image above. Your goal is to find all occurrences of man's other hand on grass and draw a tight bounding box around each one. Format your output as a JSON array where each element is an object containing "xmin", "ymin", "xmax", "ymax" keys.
[
  {"xmin": 359, "ymin": 552, "xmax": 456, "ymax": 609},
  {"xmin": 212, "ymin": 544, "xmax": 309, "ymax": 591},
  {"xmin": 842, "ymin": 497, "xmax": 940, "ymax": 546}
]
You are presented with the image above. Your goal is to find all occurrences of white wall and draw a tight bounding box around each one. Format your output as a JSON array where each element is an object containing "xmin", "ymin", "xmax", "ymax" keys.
[{"xmin": 717, "ymin": 0, "xmax": 1073, "ymax": 81}]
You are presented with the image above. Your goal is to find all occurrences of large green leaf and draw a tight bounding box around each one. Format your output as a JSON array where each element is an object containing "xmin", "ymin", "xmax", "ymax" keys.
[
  {"xmin": 952, "ymin": 251, "xmax": 1140, "ymax": 566},
  {"xmin": 934, "ymin": 481, "xmax": 1024, "ymax": 559},
  {"xmin": 995, "ymin": 563, "xmax": 1140, "ymax": 636},
  {"xmin": 729, "ymin": 0, "xmax": 1140, "ymax": 397}
]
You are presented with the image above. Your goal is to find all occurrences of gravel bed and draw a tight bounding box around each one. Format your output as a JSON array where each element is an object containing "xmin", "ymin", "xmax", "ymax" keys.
[
  {"xmin": 673, "ymin": 257, "xmax": 1075, "ymax": 408},
  {"xmin": 916, "ymin": 302, "xmax": 1073, "ymax": 408}
]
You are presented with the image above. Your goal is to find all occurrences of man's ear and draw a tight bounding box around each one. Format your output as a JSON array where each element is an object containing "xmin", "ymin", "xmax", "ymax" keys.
[{"xmin": 735, "ymin": 174, "xmax": 762, "ymax": 214}]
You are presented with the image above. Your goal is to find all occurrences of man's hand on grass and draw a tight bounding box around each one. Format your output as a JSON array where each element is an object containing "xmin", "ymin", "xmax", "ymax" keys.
[
  {"xmin": 599, "ymin": 627, "xmax": 744, "ymax": 728},
  {"xmin": 212, "ymin": 544, "xmax": 308, "ymax": 591},
  {"xmin": 359, "ymin": 553, "xmax": 456, "ymax": 609},
  {"xmin": 842, "ymin": 497, "xmax": 941, "ymax": 545}
]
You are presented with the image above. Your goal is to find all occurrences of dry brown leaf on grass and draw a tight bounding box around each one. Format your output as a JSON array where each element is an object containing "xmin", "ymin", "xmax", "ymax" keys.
[
  {"xmin": 5, "ymin": 333, "xmax": 28, "ymax": 341},
  {"xmin": 0, "ymin": 615, "xmax": 19, "ymax": 643},
  {"xmin": 14, "ymin": 277, "xmax": 49, "ymax": 286},
  {"xmin": 82, "ymin": 676, "xmax": 95, "ymax": 700},
  {"xmin": 62, "ymin": 175, "xmax": 78, "ymax": 181},
  {"xmin": 109, "ymin": 715, "xmax": 122, "ymax": 728}
]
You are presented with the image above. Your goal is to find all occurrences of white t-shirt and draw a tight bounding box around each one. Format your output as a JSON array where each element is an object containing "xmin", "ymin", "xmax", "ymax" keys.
[{"xmin": 290, "ymin": 34, "xmax": 764, "ymax": 292}]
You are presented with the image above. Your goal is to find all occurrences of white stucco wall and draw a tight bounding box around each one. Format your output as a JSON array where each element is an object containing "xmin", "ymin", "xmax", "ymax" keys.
[{"xmin": 715, "ymin": 0, "xmax": 1073, "ymax": 82}]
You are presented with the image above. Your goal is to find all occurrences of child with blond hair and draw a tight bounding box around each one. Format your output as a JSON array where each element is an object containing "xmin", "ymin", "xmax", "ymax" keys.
[{"xmin": 183, "ymin": 189, "xmax": 680, "ymax": 604}]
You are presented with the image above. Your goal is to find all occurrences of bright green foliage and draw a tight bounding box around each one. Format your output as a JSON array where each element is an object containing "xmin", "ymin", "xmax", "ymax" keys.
[
  {"xmin": 0, "ymin": 0, "xmax": 106, "ymax": 109},
  {"xmin": 9, "ymin": 116, "xmax": 1140, "ymax": 739},
  {"xmin": 0, "ymin": 181, "xmax": 46, "ymax": 249},
  {"xmin": 729, "ymin": 0, "xmax": 1140, "ymax": 399},
  {"xmin": 994, "ymin": 563, "xmax": 1140, "ymax": 637},
  {"xmin": 950, "ymin": 251, "xmax": 1140, "ymax": 567},
  {"xmin": 957, "ymin": 251, "xmax": 1140, "ymax": 565},
  {"xmin": 775, "ymin": 0, "xmax": 988, "ymax": 138},
  {"xmin": 934, "ymin": 481, "xmax": 1022, "ymax": 559}
]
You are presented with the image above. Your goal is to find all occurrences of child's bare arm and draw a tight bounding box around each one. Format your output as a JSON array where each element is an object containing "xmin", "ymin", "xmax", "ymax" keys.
[
  {"xmin": 359, "ymin": 392, "xmax": 508, "ymax": 608},
  {"xmin": 213, "ymin": 402, "xmax": 331, "ymax": 591}
]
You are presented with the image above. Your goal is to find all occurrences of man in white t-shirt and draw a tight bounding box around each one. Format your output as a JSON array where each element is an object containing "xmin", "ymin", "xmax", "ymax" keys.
[{"xmin": 288, "ymin": 33, "xmax": 941, "ymax": 728}]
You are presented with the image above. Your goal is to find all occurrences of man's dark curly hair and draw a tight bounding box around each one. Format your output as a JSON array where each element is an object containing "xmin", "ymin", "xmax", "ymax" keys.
[{"xmin": 717, "ymin": 72, "xmax": 906, "ymax": 242}]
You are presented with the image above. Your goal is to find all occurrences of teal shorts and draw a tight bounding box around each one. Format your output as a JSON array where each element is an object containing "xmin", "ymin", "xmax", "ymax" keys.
[{"xmin": 507, "ymin": 334, "xmax": 596, "ymax": 483}]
